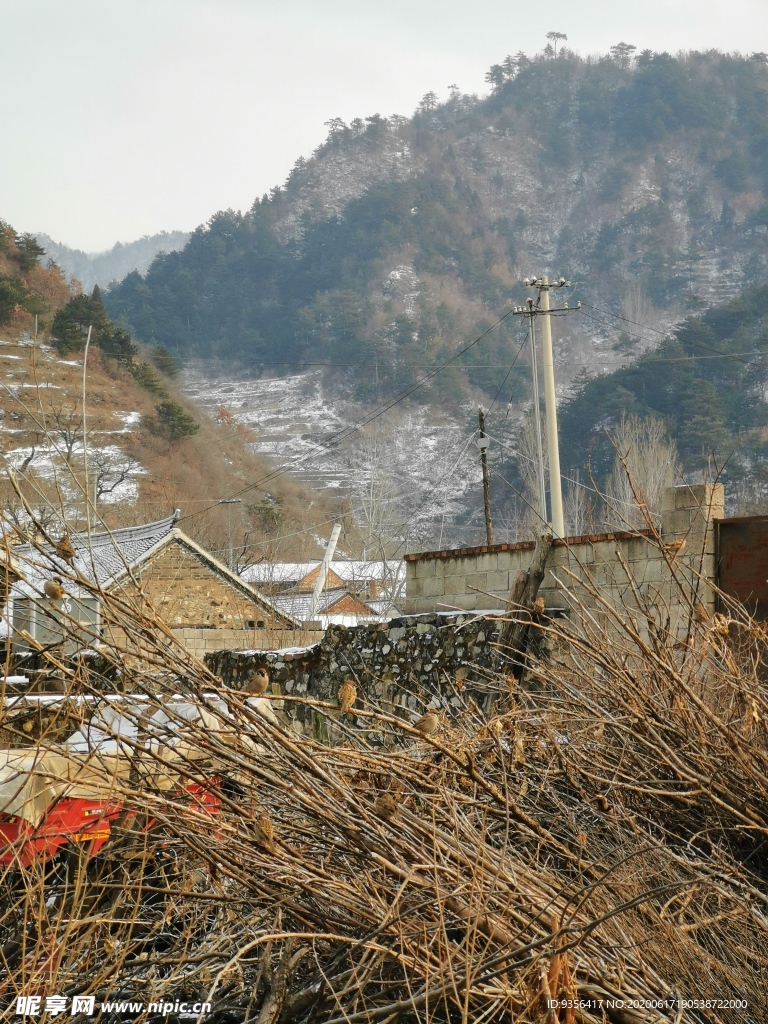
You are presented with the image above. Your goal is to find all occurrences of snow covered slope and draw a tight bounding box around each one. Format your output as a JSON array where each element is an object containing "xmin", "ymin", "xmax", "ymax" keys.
[{"xmin": 180, "ymin": 363, "xmax": 494, "ymax": 549}]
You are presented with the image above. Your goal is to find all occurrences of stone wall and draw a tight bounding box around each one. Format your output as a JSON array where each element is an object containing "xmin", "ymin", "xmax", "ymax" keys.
[
  {"xmin": 205, "ymin": 612, "xmax": 501, "ymax": 742},
  {"xmin": 405, "ymin": 484, "xmax": 723, "ymax": 631}
]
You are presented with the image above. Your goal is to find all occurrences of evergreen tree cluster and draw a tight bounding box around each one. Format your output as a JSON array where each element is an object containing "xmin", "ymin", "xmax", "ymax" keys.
[
  {"xmin": 557, "ymin": 283, "xmax": 768, "ymax": 486},
  {"xmin": 0, "ymin": 222, "xmax": 196, "ymax": 445},
  {"xmin": 105, "ymin": 48, "xmax": 768, "ymax": 406},
  {"xmin": 52, "ymin": 288, "xmax": 195, "ymax": 442},
  {"xmin": 52, "ymin": 286, "xmax": 137, "ymax": 361},
  {"xmin": 0, "ymin": 224, "xmax": 49, "ymax": 326}
]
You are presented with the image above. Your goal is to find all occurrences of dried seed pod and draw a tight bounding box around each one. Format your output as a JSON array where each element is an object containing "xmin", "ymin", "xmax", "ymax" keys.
[
  {"xmin": 693, "ymin": 601, "xmax": 710, "ymax": 624},
  {"xmin": 712, "ymin": 613, "xmax": 730, "ymax": 636},
  {"xmin": 246, "ymin": 669, "xmax": 269, "ymax": 695},
  {"xmin": 255, "ymin": 811, "xmax": 275, "ymax": 852},
  {"xmin": 373, "ymin": 792, "xmax": 397, "ymax": 821},
  {"xmin": 43, "ymin": 577, "xmax": 64, "ymax": 601},
  {"xmin": 54, "ymin": 533, "xmax": 75, "ymax": 564},
  {"xmin": 662, "ymin": 536, "xmax": 686, "ymax": 558}
]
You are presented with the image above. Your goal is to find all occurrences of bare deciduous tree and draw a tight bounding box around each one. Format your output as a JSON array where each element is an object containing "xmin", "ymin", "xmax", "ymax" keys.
[
  {"xmin": 564, "ymin": 469, "xmax": 590, "ymax": 536},
  {"xmin": 605, "ymin": 414, "xmax": 679, "ymax": 529},
  {"xmin": 88, "ymin": 447, "xmax": 142, "ymax": 503},
  {"xmin": 47, "ymin": 401, "xmax": 85, "ymax": 465},
  {"xmin": 516, "ymin": 409, "xmax": 548, "ymax": 536}
]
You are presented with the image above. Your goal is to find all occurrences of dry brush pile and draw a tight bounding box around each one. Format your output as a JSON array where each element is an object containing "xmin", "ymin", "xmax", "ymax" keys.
[{"xmin": 1, "ymin": 538, "xmax": 767, "ymax": 1023}]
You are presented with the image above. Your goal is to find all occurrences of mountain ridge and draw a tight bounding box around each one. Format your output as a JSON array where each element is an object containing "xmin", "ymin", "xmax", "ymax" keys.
[
  {"xmin": 37, "ymin": 230, "xmax": 191, "ymax": 291},
  {"xmin": 106, "ymin": 48, "xmax": 768, "ymax": 410}
]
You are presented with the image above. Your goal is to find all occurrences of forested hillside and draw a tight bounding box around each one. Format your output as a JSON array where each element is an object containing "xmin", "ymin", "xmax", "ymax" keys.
[
  {"xmin": 557, "ymin": 281, "xmax": 768, "ymax": 503},
  {"xmin": 106, "ymin": 47, "xmax": 768, "ymax": 407},
  {"xmin": 0, "ymin": 221, "xmax": 330, "ymax": 560}
]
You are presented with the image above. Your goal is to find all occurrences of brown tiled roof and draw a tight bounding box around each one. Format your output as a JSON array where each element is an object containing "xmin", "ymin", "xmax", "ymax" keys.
[{"xmin": 404, "ymin": 530, "xmax": 652, "ymax": 563}]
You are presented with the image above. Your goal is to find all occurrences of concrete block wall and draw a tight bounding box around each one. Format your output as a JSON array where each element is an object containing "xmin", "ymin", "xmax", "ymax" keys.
[
  {"xmin": 405, "ymin": 485, "xmax": 724, "ymax": 627},
  {"xmin": 106, "ymin": 624, "xmax": 323, "ymax": 659}
]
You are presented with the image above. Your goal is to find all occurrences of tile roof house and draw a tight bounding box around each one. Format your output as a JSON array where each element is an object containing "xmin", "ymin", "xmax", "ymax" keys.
[
  {"xmin": 7, "ymin": 513, "xmax": 300, "ymax": 658},
  {"xmin": 240, "ymin": 558, "xmax": 405, "ymax": 627}
]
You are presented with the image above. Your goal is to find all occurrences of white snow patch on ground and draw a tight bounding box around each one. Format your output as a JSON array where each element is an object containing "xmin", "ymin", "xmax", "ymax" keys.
[
  {"xmin": 111, "ymin": 411, "xmax": 142, "ymax": 432},
  {"xmin": 180, "ymin": 364, "xmax": 483, "ymax": 547},
  {"xmin": 384, "ymin": 264, "xmax": 420, "ymax": 318},
  {"xmin": 4, "ymin": 442, "xmax": 145, "ymax": 504}
]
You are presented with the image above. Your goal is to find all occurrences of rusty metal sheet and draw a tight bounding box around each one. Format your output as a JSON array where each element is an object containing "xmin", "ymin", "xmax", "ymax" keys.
[{"xmin": 717, "ymin": 518, "xmax": 768, "ymax": 618}]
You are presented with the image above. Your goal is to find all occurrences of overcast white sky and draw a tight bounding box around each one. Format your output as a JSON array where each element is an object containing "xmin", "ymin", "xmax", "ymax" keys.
[{"xmin": 1, "ymin": 0, "xmax": 766, "ymax": 252}]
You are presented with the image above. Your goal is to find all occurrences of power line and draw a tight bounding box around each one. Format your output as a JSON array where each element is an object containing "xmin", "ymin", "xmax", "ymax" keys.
[
  {"xmin": 580, "ymin": 304, "xmax": 756, "ymax": 367},
  {"xmin": 177, "ymin": 306, "xmax": 520, "ymax": 526},
  {"xmin": 483, "ymin": 429, "xmax": 660, "ymax": 517},
  {"xmin": 487, "ymin": 332, "xmax": 529, "ymax": 418},
  {"xmin": 580, "ymin": 301, "xmax": 668, "ymax": 335}
]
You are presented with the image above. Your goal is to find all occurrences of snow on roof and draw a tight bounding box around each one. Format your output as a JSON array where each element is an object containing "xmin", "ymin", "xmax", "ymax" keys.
[
  {"xmin": 9, "ymin": 515, "xmax": 301, "ymax": 627},
  {"xmin": 270, "ymin": 587, "xmax": 379, "ymax": 621},
  {"xmin": 241, "ymin": 559, "xmax": 405, "ymax": 586}
]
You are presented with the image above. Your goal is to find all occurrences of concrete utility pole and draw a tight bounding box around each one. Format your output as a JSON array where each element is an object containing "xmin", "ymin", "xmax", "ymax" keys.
[
  {"xmin": 528, "ymin": 310, "xmax": 548, "ymax": 525},
  {"xmin": 218, "ymin": 498, "xmax": 242, "ymax": 568},
  {"xmin": 309, "ymin": 522, "xmax": 342, "ymax": 620},
  {"xmin": 538, "ymin": 278, "xmax": 564, "ymax": 538},
  {"xmin": 477, "ymin": 408, "xmax": 494, "ymax": 545},
  {"xmin": 513, "ymin": 277, "xmax": 580, "ymax": 538}
]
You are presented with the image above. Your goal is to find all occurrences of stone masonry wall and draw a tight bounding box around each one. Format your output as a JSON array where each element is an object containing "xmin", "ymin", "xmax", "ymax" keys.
[
  {"xmin": 205, "ymin": 612, "xmax": 501, "ymax": 743},
  {"xmin": 405, "ymin": 484, "xmax": 724, "ymax": 632}
]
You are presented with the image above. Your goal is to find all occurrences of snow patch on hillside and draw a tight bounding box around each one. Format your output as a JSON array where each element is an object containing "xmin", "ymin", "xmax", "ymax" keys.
[
  {"xmin": 180, "ymin": 364, "xmax": 485, "ymax": 547},
  {"xmin": 3, "ymin": 441, "xmax": 144, "ymax": 504}
]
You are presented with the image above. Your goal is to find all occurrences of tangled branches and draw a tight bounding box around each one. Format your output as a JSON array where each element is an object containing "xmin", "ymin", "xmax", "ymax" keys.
[{"xmin": 1, "ymin": 540, "xmax": 767, "ymax": 1022}]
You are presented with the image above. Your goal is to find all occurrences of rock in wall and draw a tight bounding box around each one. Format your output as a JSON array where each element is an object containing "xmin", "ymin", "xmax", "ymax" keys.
[{"xmin": 205, "ymin": 612, "xmax": 505, "ymax": 742}]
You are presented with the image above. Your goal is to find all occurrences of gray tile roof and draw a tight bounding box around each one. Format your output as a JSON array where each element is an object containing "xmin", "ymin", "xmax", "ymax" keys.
[{"xmin": 12, "ymin": 512, "xmax": 180, "ymax": 597}]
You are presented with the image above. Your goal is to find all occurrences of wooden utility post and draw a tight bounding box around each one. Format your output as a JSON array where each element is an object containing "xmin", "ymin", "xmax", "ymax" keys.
[
  {"xmin": 478, "ymin": 409, "xmax": 494, "ymax": 546},
  {"xmin": 497, "ymin": 531, "xmax": 553, "ymax": 678}
]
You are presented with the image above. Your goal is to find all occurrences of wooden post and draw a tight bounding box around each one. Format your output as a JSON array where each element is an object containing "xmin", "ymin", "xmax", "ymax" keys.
[
  {"xmin": 498, "ymin": 531, "xmax": 553, "ymax": 677},
  {"xmin": 478, "ymin": 409, "xmax": 494, "ymax": 546}
]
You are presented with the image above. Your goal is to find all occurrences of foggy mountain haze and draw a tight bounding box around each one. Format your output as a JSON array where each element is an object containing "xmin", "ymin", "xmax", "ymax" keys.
[
  {"xmin": 2, "ymin": 0, "xmax": 767, "ymax": 252},
  {"xmin": 36, "ymin": 231, "xmax": 192, "ymax": 290}
]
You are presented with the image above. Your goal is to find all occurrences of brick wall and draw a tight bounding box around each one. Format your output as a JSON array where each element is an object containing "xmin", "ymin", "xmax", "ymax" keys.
[
  {"xmin": 112, "ymin": 539, "xmax": 282, "ymax": 632},
  {"xmin": 172, "ymin": 625, "xmax": 323, "ymax": 658},
  {"xmin": 405, "ymin": 484, "xmax": 723, "ymax": 629},
  {"xmin": 106, "ymin": 624, "xmax": 323, "ymax": 659}
]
